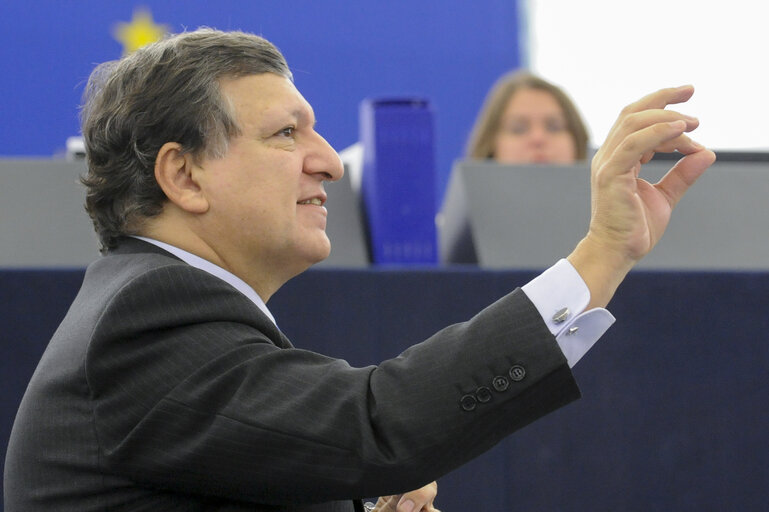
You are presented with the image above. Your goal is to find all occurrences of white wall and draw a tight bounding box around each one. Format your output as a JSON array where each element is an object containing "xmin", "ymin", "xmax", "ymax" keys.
[{"xmin": 524, "ymin": 0, "xmax": 768, "ymax": 151}]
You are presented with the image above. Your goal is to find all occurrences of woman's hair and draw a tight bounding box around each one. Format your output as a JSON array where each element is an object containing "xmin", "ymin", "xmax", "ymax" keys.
[
  {"xmin": 465, "ymin": 70, "xmax": 589, "ymax": 161},
  {"xmin": 80, "ymin": 28, "xmax": 292, "ymax": 251}
]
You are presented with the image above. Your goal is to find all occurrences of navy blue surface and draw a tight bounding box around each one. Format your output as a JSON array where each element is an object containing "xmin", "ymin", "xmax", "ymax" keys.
[{"xmin": 3, "ymin": 268, "xmax": 768, "ymax": 510}]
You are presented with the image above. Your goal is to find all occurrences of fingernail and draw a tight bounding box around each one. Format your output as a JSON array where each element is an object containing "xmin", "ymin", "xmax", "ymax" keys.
[{"xmin": 398, "ymin": 499, "xmax": 415, "ymax": 512}]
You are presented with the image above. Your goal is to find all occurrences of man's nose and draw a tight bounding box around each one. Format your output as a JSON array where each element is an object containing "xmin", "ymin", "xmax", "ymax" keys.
[{"xmin": 305, "ymin": 131, "xmax": 344, "ymax": 182}]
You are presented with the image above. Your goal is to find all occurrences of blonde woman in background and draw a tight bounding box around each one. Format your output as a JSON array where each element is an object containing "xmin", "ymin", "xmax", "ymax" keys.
[{"xmin": 467, "ymin": 70, "xmax": 589, "ymax": 163}]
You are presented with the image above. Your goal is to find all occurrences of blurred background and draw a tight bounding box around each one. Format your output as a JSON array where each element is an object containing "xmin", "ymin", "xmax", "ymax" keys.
[
  {"xmin": 526, "ymin": 0, "xmax": 768, "ymax": 152},
  {"xmin": 2, "ymin": 0, "xmax": 764, "ymax": 204},
  {"xmin": 0, "ymin": 0, "xmax": 526, "ymax": 204}
]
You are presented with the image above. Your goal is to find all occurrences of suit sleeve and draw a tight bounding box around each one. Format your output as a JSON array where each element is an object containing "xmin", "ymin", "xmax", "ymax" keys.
[{"xmin": 86, "ymin": 264, "xmax": 579, "ymax": 505}]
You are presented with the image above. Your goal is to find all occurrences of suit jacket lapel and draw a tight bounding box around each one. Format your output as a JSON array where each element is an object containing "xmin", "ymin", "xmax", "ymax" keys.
[{"xmin": 108, "ymin": 237, "xmax": 294, "ymax": 349}]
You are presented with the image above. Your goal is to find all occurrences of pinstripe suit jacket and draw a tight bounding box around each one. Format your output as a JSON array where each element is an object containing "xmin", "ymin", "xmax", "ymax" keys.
[{"xmin": 4, "ymin": 238, "xmax": 580, "ymax": 511}]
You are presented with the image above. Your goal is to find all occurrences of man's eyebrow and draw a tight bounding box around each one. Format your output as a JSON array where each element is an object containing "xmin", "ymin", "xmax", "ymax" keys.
[{"xmin": 293, "ymin": 104, "xmax": 316, "ymax": 126}]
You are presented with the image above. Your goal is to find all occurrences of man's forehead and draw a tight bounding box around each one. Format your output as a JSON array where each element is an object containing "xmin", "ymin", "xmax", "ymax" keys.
[{"xmin": 220, "ymin": 73, "xmax": 314, "ymax": 123}]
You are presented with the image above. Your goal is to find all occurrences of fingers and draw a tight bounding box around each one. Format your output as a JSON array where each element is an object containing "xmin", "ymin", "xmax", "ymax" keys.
[
  {"xmin": 621, "ymin": 108, "xmax": 700, "ymax": 136},
  {"xmin": 396, "ymin": 481, "xmax": 438, "ymax": 512},
  {"xmin": 654, "ymin": 148, "xmax": 716, "ymax": 208},
  {"xmin": 619, "ymin": 109, "xmax": 701, "ymax": 165},
  {"xmin": 602, "ymin": 120, "xmax": 693, "ymax": 179},
  {"xmin": 601, "ymin": 109, "xmax": 699, "ymax": 162},
  {"xmin": 595, "ymin": 85, "xmax": 700, "ymax": 167},
  {"xmin": 624, "ymin": 84, "xmax": 695, "ymax": 113},
  {"xmin": 371, "ymin": 496, "xmax": 397, "ymax": 512},
  {"xmin": 651, "ymin": 133, "xmax": 704, "ymax": 155},
  {"xmin": 372, "ymin": 482, "xmax": 439, "ymax": 512}
]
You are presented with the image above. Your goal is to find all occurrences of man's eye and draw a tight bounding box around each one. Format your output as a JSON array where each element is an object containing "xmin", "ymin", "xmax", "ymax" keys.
[{"xmin": 278, "ymin": 126, "xmax": 295, "ymax": 138}]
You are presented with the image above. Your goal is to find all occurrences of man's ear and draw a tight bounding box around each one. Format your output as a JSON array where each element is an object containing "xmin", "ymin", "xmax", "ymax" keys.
[{"xmin": 154, "ymin": 142, "xmax": 209, "ymax": 214}]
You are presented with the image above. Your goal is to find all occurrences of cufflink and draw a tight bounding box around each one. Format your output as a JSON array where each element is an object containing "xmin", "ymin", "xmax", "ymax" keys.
[{"xmin": 552, "ymin": 307, "xmax": 570, "ymax": 324}]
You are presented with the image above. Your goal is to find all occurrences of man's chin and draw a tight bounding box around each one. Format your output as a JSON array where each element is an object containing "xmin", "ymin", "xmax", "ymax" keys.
[
  {"xmin": 305, "ymin": 239, "xmax": 332, "ymax": 266},
  {"xmin": 312, "ymin": 246, "xmax": 332, "ymax": 265},
  {"xmin": 287, "ymin": 233, "xmax": 332, "ymax": 271}
]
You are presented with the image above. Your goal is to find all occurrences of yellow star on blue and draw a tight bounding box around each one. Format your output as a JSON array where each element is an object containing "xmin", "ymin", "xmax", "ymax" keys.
[{"xmin": 113, "ymin": 8, "xmax": 170, "ymax": 55}]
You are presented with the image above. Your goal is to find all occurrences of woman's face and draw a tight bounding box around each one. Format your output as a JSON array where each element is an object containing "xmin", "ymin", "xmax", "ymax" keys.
[{"xmin": 493, "ymin": 87, "xmax": 577, "ymax": 164}]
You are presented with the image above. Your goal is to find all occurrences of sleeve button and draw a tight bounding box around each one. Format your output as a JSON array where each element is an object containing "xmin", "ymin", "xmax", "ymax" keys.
[
  {"xmin": 475, "ymin": 386, "xmax": 493, "ymax": 403},
  {"xmin": 460, "ymin": 394, "xmax": 477, "ymax": 411},
  {"xmin": 492, "ymin": 375, "xmax": 509, "ymax": 392},
  {"xmin": 509, "ymin": 365, "xmax": 526, "ymax": 382}
]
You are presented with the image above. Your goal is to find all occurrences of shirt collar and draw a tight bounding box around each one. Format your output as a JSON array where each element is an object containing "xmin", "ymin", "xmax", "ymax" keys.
[{"xmin": 132, "ymin": 236, "xmax": 277, "ymax": 327}]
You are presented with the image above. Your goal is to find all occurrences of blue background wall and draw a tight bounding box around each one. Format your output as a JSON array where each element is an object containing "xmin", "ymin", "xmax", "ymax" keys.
[{"xmin": 0, "ymin": 0, "xmax": 524, "ymax": 202}]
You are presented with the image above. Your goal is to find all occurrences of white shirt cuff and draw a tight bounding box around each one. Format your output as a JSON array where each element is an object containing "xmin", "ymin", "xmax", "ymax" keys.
[{"xmin": 522, "ymin": 259, "xmax": 615, "ymax": 367}]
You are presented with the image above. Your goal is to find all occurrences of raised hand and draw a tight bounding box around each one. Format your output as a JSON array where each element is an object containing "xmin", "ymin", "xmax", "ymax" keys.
[{"xmin": 568, "ymin": 85, "xmax": 717, "ymax": 308}]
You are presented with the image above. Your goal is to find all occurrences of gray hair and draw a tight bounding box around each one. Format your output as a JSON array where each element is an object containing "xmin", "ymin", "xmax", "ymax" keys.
[{"xmin": 80, "ymin": 28, "xmax": 292, "ymax": 251}]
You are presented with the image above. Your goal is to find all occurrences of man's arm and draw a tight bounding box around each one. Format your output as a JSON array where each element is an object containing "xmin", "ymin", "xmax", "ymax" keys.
[
  {"xmin": 87, "ymin": 263, "xmax": 574, "ymax": 504},
  {"xmin": 383, "ymin": 86, "xmax": 716, "ymax": 512}
]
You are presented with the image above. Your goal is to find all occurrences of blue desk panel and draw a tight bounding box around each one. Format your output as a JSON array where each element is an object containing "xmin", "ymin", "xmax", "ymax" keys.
[{"xmin": 2, "ymin": 268, "xmax": 768, "ymax": 510}]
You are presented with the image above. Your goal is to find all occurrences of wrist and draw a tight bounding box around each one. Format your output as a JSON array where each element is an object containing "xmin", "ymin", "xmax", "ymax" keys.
[{"xmin": 567, "ymin": 235, "xmax": 635, "ymax": 309}]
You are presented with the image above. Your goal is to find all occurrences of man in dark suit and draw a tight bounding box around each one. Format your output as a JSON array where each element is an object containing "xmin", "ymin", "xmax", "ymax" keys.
[{"xmin": 4, "ymin": 29, "xmax": 715, "ymax": 511}]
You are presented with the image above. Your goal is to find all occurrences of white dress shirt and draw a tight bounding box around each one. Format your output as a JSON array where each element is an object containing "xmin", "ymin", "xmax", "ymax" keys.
[{"xmin": 523, "ymin": 259, "xmax": 615, "ymax": 367}]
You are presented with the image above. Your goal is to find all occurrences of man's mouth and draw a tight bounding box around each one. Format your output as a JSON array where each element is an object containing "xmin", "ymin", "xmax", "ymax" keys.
[{"xmin": 298, "ymin": 198, "xmax": 323, "ymax": 206}]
